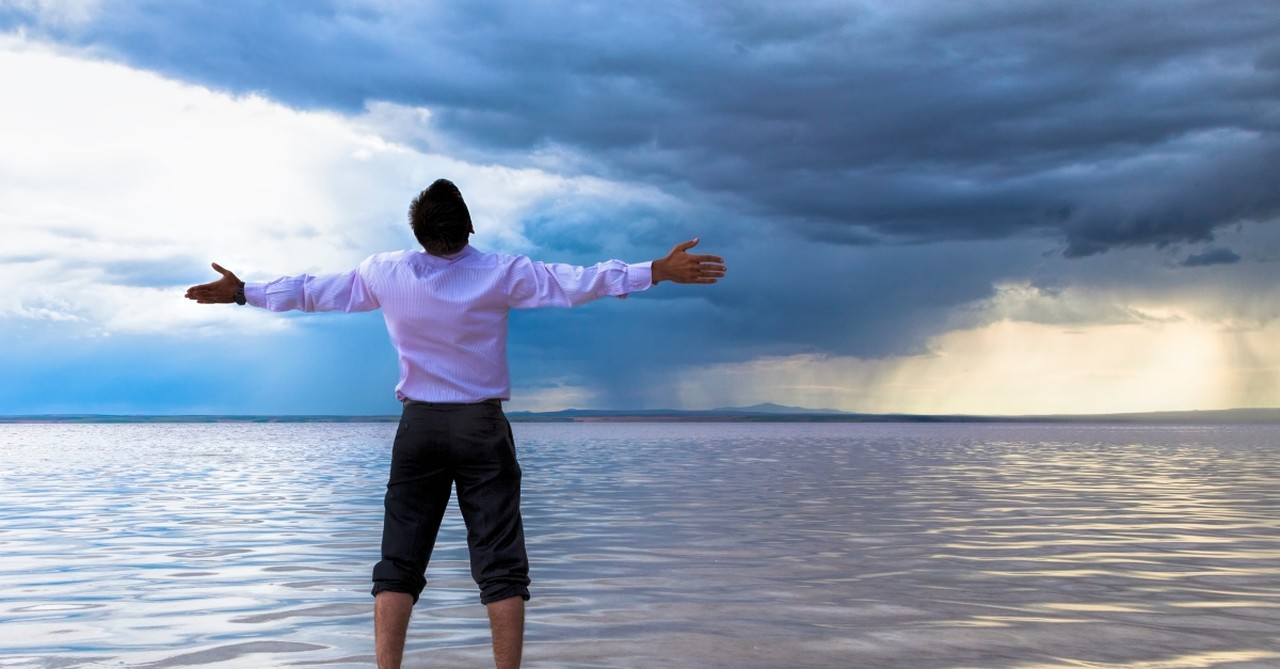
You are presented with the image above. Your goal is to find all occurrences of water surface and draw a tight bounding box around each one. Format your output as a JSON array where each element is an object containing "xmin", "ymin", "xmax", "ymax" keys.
[{"xmin": 1, "ymin": 422, "xmax": 1278, "ymax": 668}]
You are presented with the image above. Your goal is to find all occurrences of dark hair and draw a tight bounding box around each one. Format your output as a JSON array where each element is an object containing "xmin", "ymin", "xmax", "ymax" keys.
[{"xmin": 409, "ymin": 179, "xmax": 474, "ymax": 255}]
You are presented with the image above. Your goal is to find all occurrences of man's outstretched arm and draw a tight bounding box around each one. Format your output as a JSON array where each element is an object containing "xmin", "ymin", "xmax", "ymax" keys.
[
  {"xmin": 506, "ymin": 238, "xmax": 727, "ymax": 309},
  {"xmin": 184, "ymin": 262, "xmax": 379, "ymax": 312},
  {"xmin": 650, "ymin": 239, "xmax": 726, "ymax": 285}
]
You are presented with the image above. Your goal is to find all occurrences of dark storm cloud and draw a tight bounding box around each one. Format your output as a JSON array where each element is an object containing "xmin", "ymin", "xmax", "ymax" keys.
[
  {"xmin": 7, "ymin": 0, "xmax": 1280, "ymax": 256},
  {"xmin": 1179, "ymin": 247, "xmax": 1242, "ymax": 268}
]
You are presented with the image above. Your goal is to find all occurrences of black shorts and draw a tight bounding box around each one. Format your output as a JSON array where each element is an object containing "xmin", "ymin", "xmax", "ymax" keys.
[{"xmin": 370, "ymin": 401, "xmax": 530, "ymax": 605}]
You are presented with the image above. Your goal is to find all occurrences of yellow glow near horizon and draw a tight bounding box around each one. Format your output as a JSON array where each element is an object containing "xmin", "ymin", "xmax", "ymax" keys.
[
  {"xmin": 899, "ymin": 319, "xmax": 1229, "ymax": 415},
  {"xmin": 679, "ymin": 317, "xmax": 1280, "ymax": 415}
]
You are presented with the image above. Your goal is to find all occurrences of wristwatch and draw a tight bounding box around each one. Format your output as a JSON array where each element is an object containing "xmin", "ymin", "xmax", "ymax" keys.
[{"xmin": 233, "ymin": 282, "xmax": 246, "ymax": 306}]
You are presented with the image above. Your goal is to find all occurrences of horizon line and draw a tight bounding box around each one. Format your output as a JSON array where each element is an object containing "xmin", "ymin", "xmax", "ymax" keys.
[{"xmin": 3, "ymin": 406, "xmax": 1280, "ymax": 424}]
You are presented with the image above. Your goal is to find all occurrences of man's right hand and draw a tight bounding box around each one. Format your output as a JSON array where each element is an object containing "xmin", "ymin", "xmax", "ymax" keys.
[
  {"xmin": 651, "ymin": 239, "xmax": 726, "ymax": 285},
  {"xmin": 185, "ymin": 263, "xmax": 245, "ymax": 304}
]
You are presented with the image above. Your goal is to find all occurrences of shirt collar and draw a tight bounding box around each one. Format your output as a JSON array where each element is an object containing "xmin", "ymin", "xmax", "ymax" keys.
[{"xmin": 425, "ymin": 244, "xmax": 476, "ymax": 261}]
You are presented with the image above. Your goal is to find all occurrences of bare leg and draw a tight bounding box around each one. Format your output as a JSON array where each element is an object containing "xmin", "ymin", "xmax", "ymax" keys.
[
  {"xmin": 486, "ymin": 596, "xmax": 525, "ymax": 669},
  {"xmin": 374, "ymin": 591, "xmax": 414, "ymax": 669}
]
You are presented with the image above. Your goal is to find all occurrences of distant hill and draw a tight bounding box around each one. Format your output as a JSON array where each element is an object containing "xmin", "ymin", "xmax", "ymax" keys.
[{"xmin": 709, "ymin": 402, "xmax": 849, "ymax": 415}]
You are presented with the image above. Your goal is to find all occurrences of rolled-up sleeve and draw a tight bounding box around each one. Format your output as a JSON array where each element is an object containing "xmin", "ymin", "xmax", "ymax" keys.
[
  {"xmin": 244, "ymin": 263, "xmax": 379, "ymax": 313},
  {"xmin": 505, "ymin": 258, "xmax": 653, "ymax": 309}
]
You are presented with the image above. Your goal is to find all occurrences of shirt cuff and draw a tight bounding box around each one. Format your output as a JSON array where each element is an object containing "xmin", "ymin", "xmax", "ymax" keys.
[
  {"xmin": 629, "ymin": 261, "xmax": 654, "ymax": 291},
  {"xmin": 614, "ymin": 261, "xmax": 652, "ymax": 299},
  {"xmin": 243, "ymin": 282, "xmax": 268, "ymax": 308}
]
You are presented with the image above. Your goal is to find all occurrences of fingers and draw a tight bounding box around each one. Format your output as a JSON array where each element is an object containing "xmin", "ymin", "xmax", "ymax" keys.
[
  {"xmin": 693, "ymin": 262, "xmax": 726, "ymax": 276},
  {"xmin": 184, "ymin": 285, "xmax": 214, "ymax": 300},
  {"xmin": 669, "ymin": 262, "xmax": 725, "ymax": 284},
  {"xmin": 212, "ymin": 262, "xmax": 232, "ymax": 277},
  {"xmin": 184, "ymin": 289, "xmax": 230, "ymax": 303}
]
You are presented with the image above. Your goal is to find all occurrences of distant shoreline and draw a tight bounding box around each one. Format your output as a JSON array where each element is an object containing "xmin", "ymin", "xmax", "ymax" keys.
[{"xmin": 3, "ymin": 407, "xmax": 1279, "ymax": 424}]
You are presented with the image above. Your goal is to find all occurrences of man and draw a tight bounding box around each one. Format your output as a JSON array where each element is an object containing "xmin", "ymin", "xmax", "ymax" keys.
[{"xmin": 184, "ymin": 178, "xmax": 726, "ymax": 669}]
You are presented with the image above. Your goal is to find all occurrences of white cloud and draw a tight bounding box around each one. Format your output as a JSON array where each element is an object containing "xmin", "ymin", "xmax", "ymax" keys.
[{"xmin": 0, "ymin": 35, "xmax": 659, "ymax": 336}]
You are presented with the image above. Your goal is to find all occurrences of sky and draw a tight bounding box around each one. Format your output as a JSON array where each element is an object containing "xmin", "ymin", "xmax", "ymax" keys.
[{"xmin": 2, "ymin": 0, "xmax": 1279, "ymax": 415}]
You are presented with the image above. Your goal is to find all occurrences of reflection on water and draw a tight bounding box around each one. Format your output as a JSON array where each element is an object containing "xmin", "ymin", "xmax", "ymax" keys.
[{"xmin": 1, "ymin": 422, "xmax": 1278, "ymax": 668}]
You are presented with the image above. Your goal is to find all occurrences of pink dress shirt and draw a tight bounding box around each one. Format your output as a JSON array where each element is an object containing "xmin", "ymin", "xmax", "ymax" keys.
[{"xmin": 243, "ymin": 246, "xmax": 653, "ymax": 403}]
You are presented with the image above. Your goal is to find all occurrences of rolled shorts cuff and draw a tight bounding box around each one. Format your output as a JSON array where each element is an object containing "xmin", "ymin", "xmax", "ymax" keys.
[
  {"xmin": 479, "ymin": 583, "xmax": 531, "ymax": 605},
  {"xmin": 371, "ymin": 580, "xmax": 424, "ymax": 605}
]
